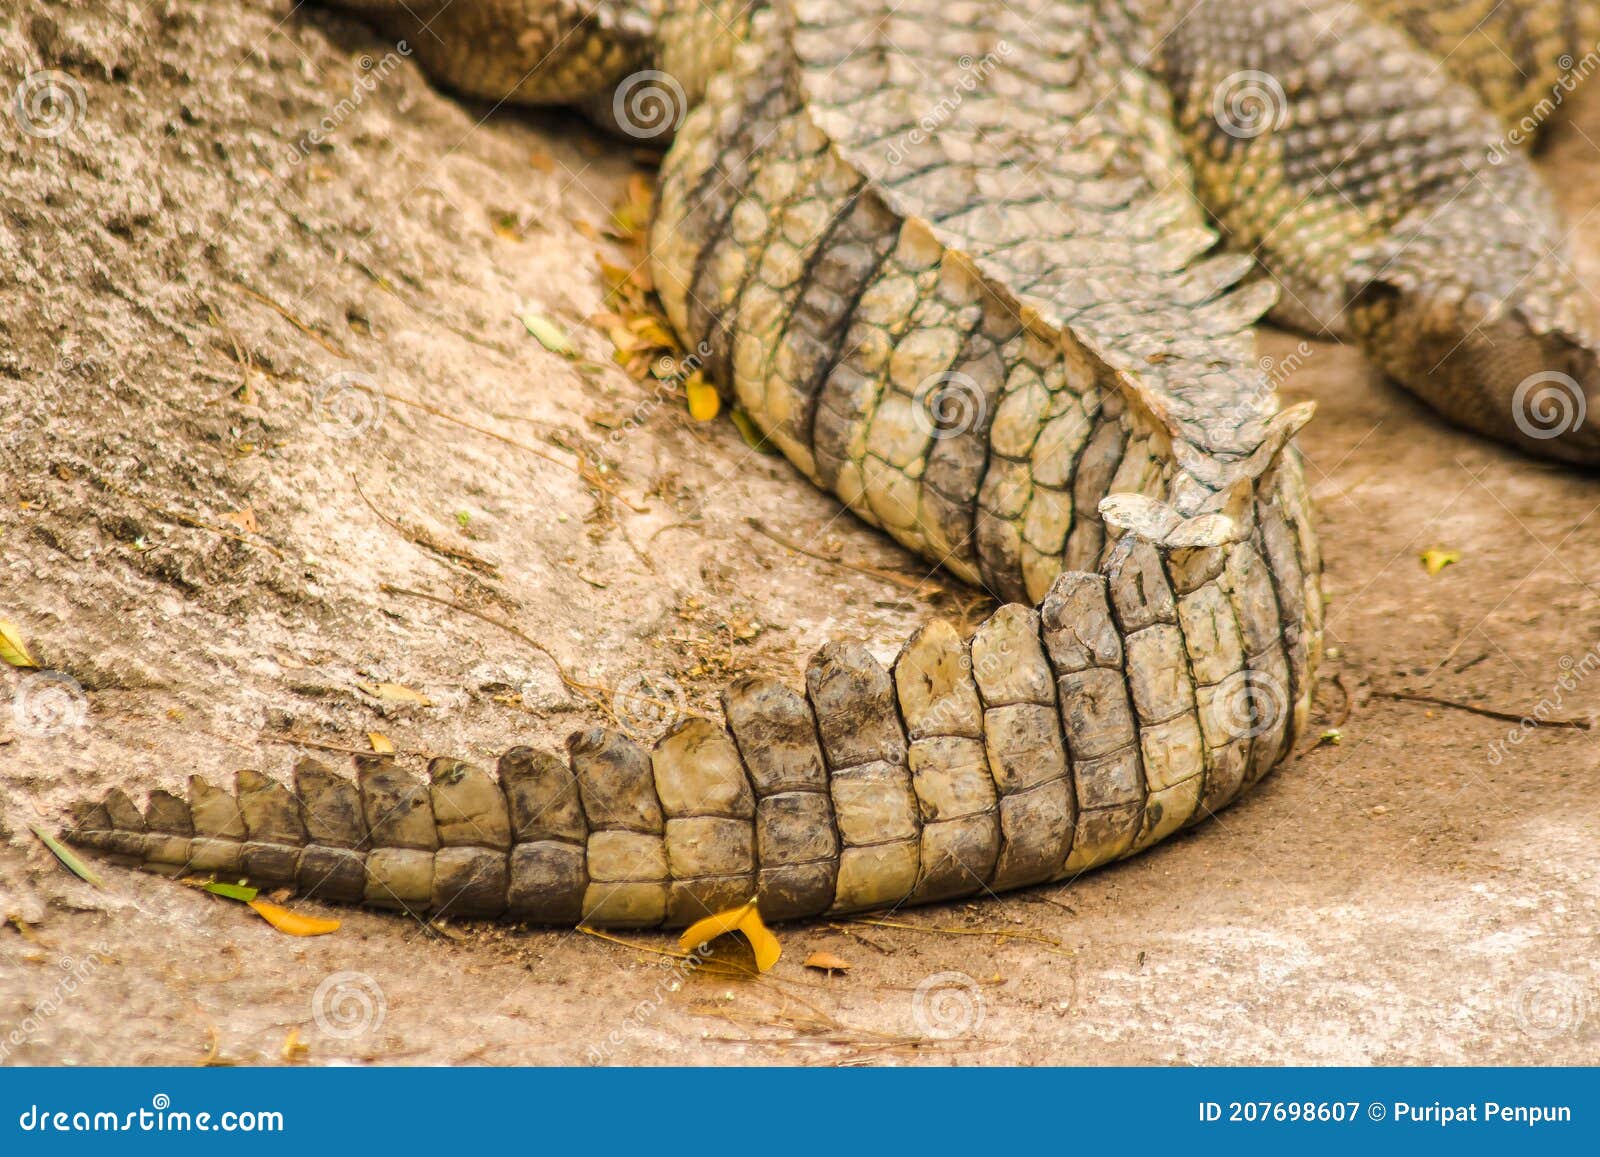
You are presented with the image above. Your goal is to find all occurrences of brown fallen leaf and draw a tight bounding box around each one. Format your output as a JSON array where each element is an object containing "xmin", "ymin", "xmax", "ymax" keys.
[
  {"xmin": 356, "ymin": 681, "xmax": 432, "ymax": 707},
  {"xmin": 802, "ymin": 951, "xmax": 853, "ymax": 974},
  {"xmin": 248, "ymin": 899, "xmax": 340, "ymax": 937},
  {"xmin": 367, "ymin": 731, "xmax": 396, "ymax": 753},
  {"xmin": 219, "ymin": 507, "xmax": 259, "ymax": 534}
]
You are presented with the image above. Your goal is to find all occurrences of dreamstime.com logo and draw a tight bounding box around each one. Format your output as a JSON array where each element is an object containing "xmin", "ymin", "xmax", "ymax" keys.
[
  {"xmin": 1487, "ymin": 43, "xmax": 1600, "ymax": 163},
  {"xmin": 12, "ymin": 69, "xmax": 88, "ymax": 139},
  {"xmin": 17, "ymin": 1095, "xmax": 283, "ymax": 1134},
  {"xmin": 612, "ymin": 670, "xmax": 687, "ymax": 740},
  {"xmin": 912, "ymin": 371, "xmax": 987, "ymax": 440},
  {"xmin": 586, "ymin": 942, "xmax": 713, "ymax": 1064},
  {"xmin": 912, "ymin": 970, "xmax": 985, "ymax": 1039},
  {"xmin": 1212, "ymin": 70, "xmax": 1288, "ymax": 139},
  {"xmin": 286, "ymin": 43, "xmax": 412, "ymax": 165},
  {"xmin": 883, "ymin": 43, "xmax": 1013, "ymax": 166},
  {"xmin": 0, "ymin": 950, "xmax": 106, "ymax": 1063},
  {"xmin": 1214, "ymin": 669, "xmax": 1287, "ymax": 742},
  {"xmin": 1487, "ymin": 645, "xmax": 1600, "ymax": 764},
  {"xmin": 312, "ymin": 370, "xmax": 387, "ymax": 439},
  {"xmin": 311, "ymin": 971, "xmax": 386, "ymax": 1039},
  {"xmin": 1512, "ymin": 370, "xmax": 1586, "ymax": 441},
  {"xmin": 607, "ymin": 341, "xmax": 714, "ymax": 446},
  {"xmin": 12, "ymin": 671, "xmax": 88, "ymax": 737},
  {"xmin": 612, "ymin": 70, "xmax": 687, "ymax": 140},
  {"xmin": 1512, "ymin": 971, "xmax": 1590, "ymax": 1041}
]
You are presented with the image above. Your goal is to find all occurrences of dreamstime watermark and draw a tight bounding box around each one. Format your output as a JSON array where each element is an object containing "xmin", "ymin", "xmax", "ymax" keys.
[
  {"xmin": 607, "ymin": 341, "xmax": 713, "ymax": 446},
  {"xmin": 586, "ymin": 943, "xmax": 712, "ymax": 1064},
  {"xmin": 11, "ymin": 671, "xmax": 88, "ymax": 737},
  {"xmin": 883, "ymin": 43, "xmax": 1013, "ymax": 166},
  {"xmin": 17, "ymin": 1095, "xmax": 283, "ymax": 1134},
  {"xmin": 911, "ymin": 970, "xmax": 985, "ymax": 1039},
  {"xmin": 1512, "ymin": 971, "xmax": 1589, "ymax": 1041},
  {"xmin": 1486, "ymin": 644, "xmax": 1599, "ymax": 764},
  {"xmin": 912, "ymin": 370, "xmax": 987, "ymax": 440},
  {"xmin": 1212, "ymin": 668, "xmax": 1287, "ymax": 742},
  {"xmin": 5, "ymin": 341, "xmax": 125, "ymax": 455},
  {"xmin": 612, "ymin": 70, "xmax": 687, "ymax": 140},
  {"xmin": 1511, "ymin": 370, "xmax": 1586, "ymax": 441},
  {"xmin": 1212, "ymin": 70, "xmax": 1288, "ymax": 140},
  {"xmin": 311, "ymin": 971, "xmax": 386, "ymax": 1039},
  {"xmin": 1214, "ymin": 340, "xmax": 1317, "ymax": 429},
  {"xmin": 1261, "ymin": 341, "xmax": 1316, "ymax": 387},
  {"xmin": 611, "ymin": 670, "xmax": 687, "ymax": 740},
  {"xmin": 312, "ymin": 370, "xmax": 387, "ymax": 438},
  {"xmin": 11, "ymin": 69, "xmax": 87, "ymax": 139},
  {"xmin": 286, "ymin": 43, "xmax": 412, "ymax": 165},
  {"xmin": 0, "ymin": 950, "xmax": 107, "ymax": 1063},
  {"xmin": 1487, "ymin": 43, "xmax": 1600, "ymax": 163}
]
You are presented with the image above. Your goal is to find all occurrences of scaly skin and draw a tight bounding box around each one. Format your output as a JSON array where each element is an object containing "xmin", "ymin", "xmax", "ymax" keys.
[
  {"xmin": 1164, "ymin": 0, "xmax": 1600, "ymax": 463},
  {"xmin": 66, "ymin": 0, "xmax": 1596, "ymax": 926}
]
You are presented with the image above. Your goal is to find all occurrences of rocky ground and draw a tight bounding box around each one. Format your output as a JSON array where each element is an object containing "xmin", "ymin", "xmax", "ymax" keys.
[{"xmin": 0, "ymin": 0, "xmax": 1595, "ymax": 1065}]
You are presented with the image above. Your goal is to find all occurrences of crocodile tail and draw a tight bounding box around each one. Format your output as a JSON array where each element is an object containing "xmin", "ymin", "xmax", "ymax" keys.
[{"xmin": 65, "ymin": 443, "xmax": 1319, "ymax": 929}]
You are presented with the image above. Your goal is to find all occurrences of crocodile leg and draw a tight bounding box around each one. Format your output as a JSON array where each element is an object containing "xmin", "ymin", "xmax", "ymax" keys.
[
  {"xmin": 1162, "ymin": 0, "xmax": 1600, "ymax": 463},
  {"xmin": 1357, "ymin": 0, "xmax": 1600, "ymax": 130}
]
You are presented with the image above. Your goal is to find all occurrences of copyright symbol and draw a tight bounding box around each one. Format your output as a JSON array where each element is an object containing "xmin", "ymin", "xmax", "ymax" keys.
[{"xmin": 1367, "ymin": 1102, "xmax": 1386, "ymax": 1121}]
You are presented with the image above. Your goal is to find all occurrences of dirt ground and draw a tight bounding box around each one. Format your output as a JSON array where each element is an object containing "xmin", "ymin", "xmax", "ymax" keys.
[{"xmin": 1, "ymin": 0, "xmax": 1597, "ymax": 1066}]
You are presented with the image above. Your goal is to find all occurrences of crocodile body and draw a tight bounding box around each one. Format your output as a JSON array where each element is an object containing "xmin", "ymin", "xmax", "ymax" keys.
[{"xmin": 66, "ymin": 0, "xmax": 1600, "ymax": 927}]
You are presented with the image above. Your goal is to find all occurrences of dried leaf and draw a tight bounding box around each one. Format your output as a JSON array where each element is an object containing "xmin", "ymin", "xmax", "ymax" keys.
[
  {"xmin": 356, "ymin": 681, "xmax": 433, "ymax": 707},
  {"xmin": 678, "ymin": 898, "xmax": 781, "ymax": 972},
  {"xmin": 248, "ymin": 899, "xmax": 341, "ymax": 937},
  {"xmin": 218, "ymin": 507, "xmax": 259, "ymax": 534},
  {"xmin": 802, "ymin": 951, "xmax": 853, "ymax": 973},
  {"xmin": 520, "ymin": 312, "xmax": 575, "ymax": 356},
  {"xmin": 281, "ymin": 1027, "xmax": 310, "ymax": 1064},
  {"xmin": 1420, "ymin": 548, "xmax": 1460, "ymax": 576},
  {"xmin": 367, "ymin": 731, "xmax": 396, "ymax": 753},
  {"xmin": 610, "ymin": 176, "xmax": 654, "ymax": 241},
  {"xmin": 625, "ymin": 314, "xmax": 678, "ymax": 349},
  {"xmin": 202, "ymin": 882, "xmax": 259, "ymax": 902},
  {"xmin": 29, "ymin": 826, "xmax": 103, "ymax": 888},
  {"xmin": 0, "ymin": 620, "xmax": 39, "ymax": 669},
  {"xmin": 685, "ymin": 371, "xmax": 720, "ymax": 422}
]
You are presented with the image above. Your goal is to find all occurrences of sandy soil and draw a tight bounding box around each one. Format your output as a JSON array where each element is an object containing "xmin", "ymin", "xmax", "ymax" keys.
[{"xmin": 1, "ymin": 0, "xmax": 1596, "ymax": 1066}]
